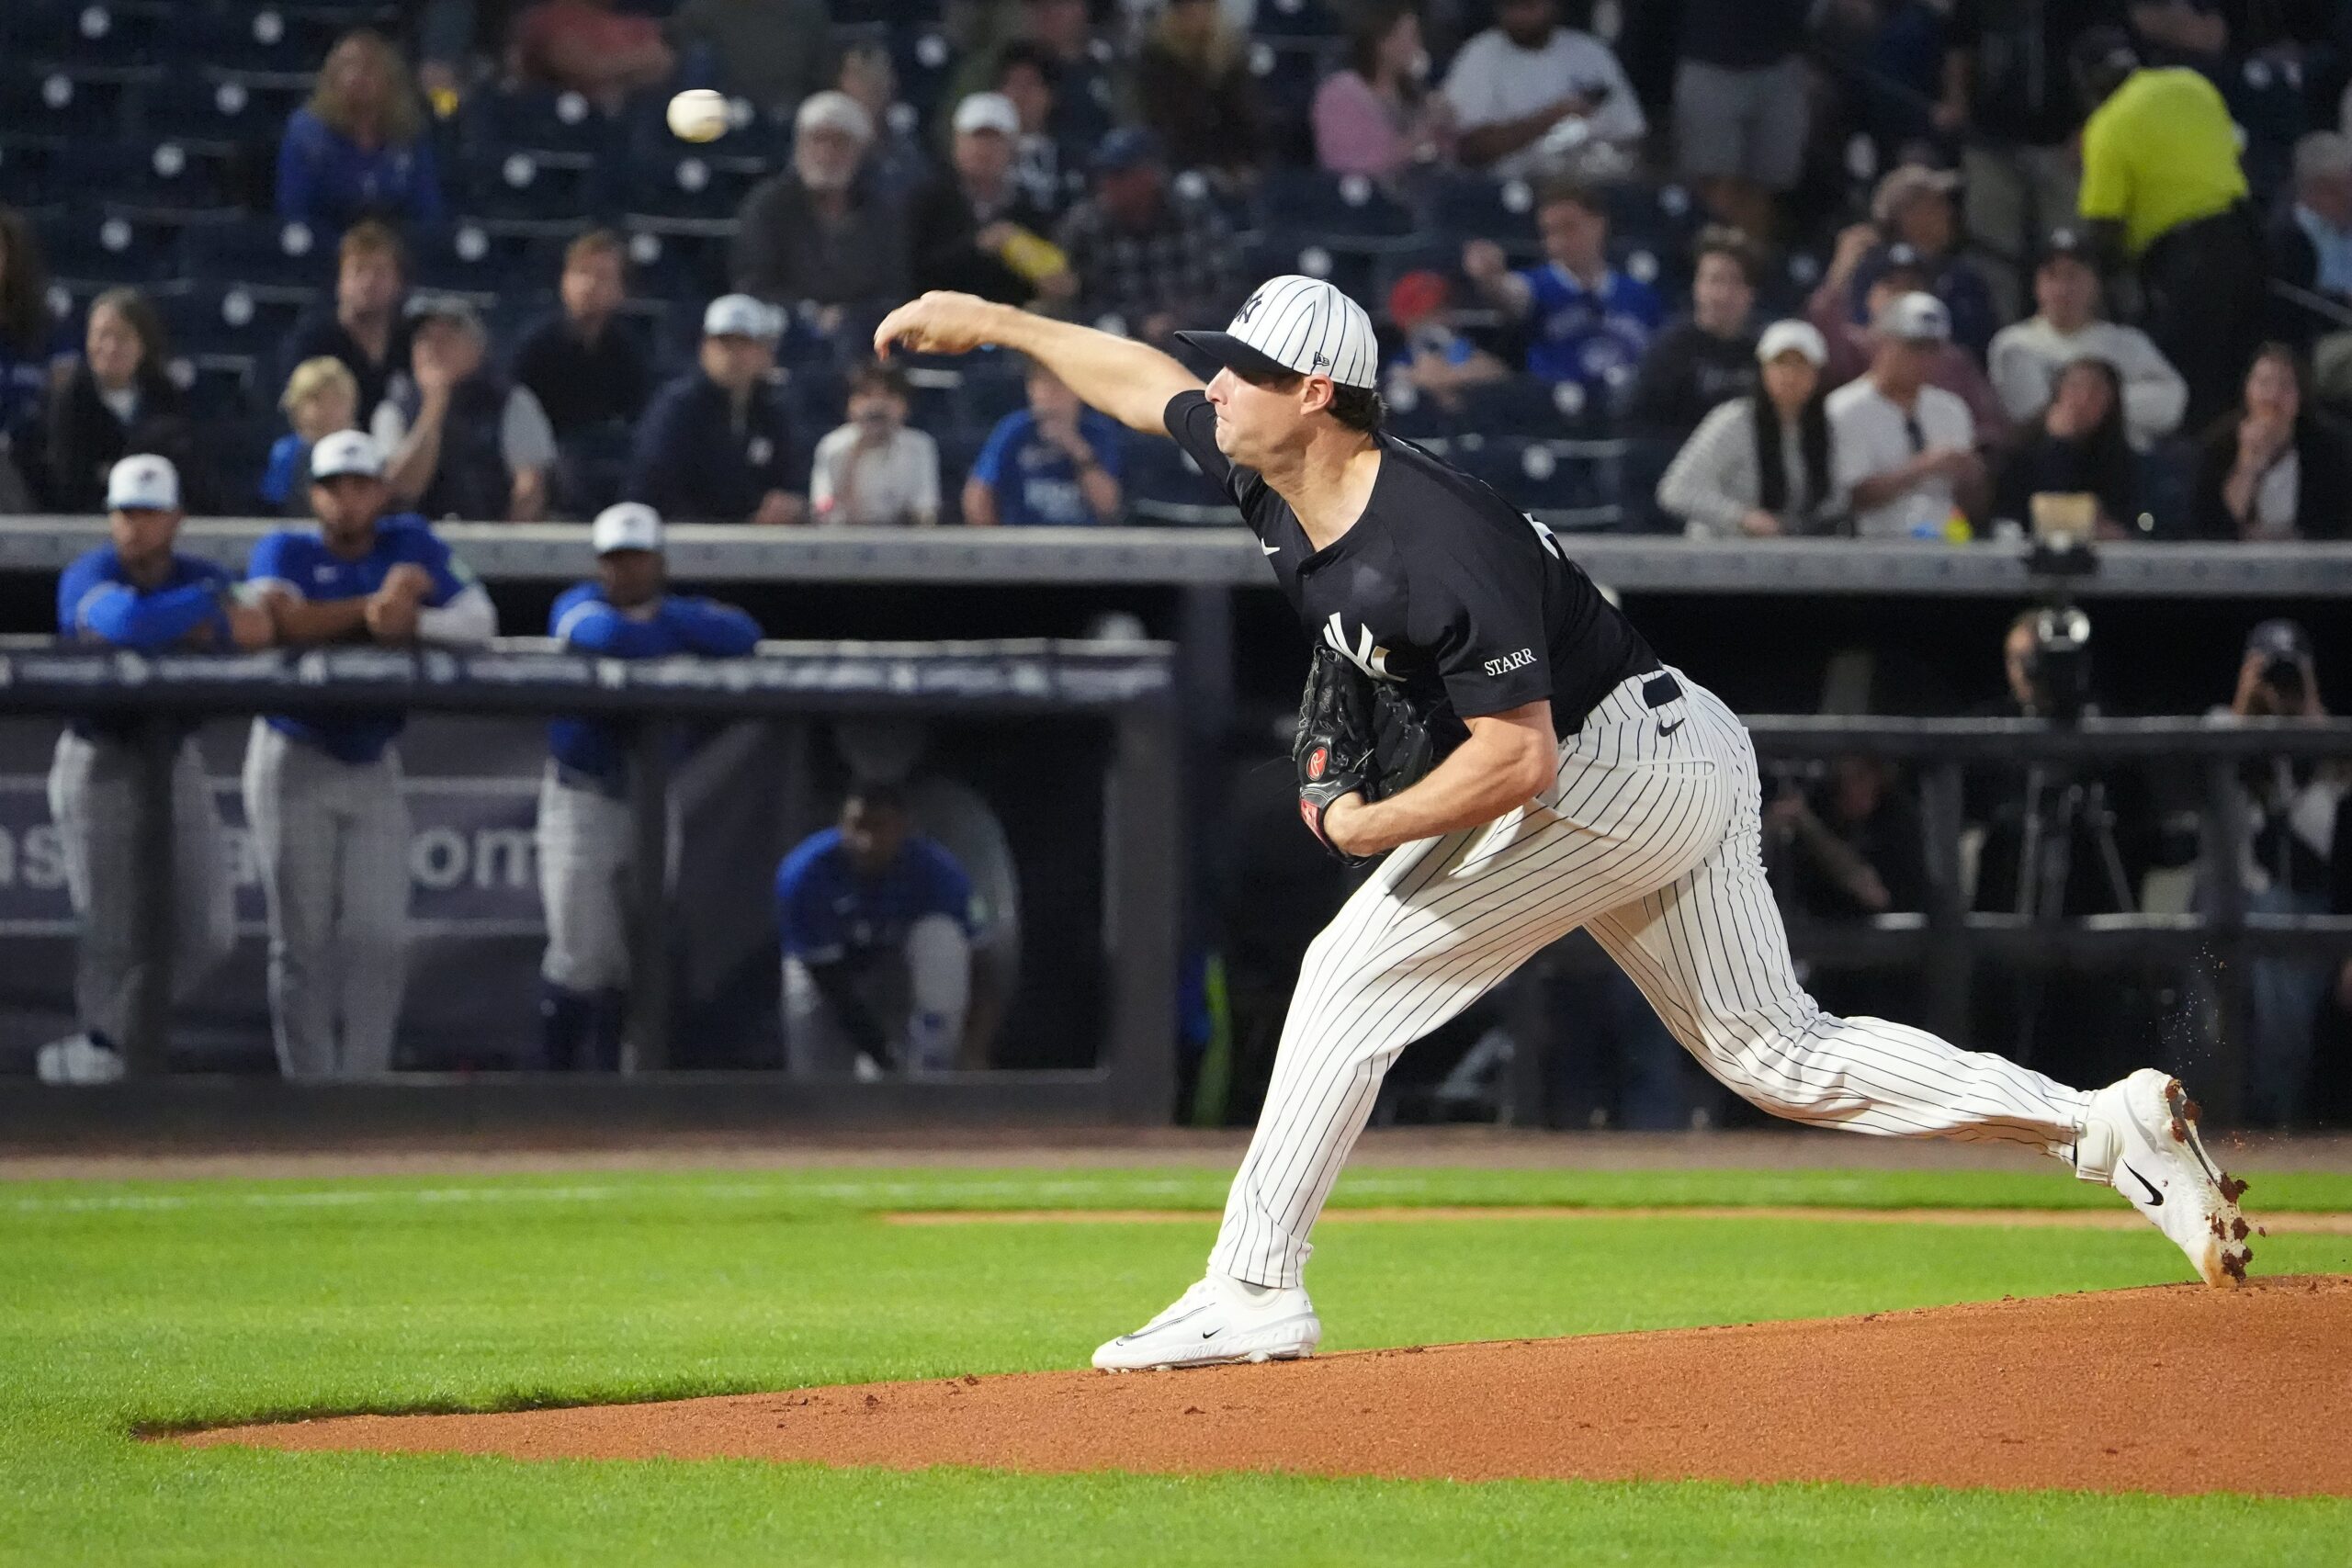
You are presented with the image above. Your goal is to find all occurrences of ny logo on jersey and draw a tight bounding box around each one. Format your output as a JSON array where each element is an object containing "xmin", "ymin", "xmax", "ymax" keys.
[{"xmin": 1323, "ymin": 613, "xmax": 1395, "ymax": 681}]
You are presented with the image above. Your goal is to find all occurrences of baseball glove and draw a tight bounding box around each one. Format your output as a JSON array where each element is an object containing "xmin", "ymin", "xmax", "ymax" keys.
[{"xmin": 1294, "ymin": 646, "xmax": 1438, "ymax": 864}]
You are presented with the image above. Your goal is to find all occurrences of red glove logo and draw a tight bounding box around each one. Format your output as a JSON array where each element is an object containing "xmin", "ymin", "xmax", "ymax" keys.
[{"xmin": 1306, "ymin": 745, "xmax": 1328, "ymax": 781}]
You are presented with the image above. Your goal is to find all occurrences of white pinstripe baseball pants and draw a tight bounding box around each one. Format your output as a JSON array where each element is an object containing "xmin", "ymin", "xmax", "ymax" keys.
[{"xmin": 1210, "ymin": 669, "xmax": 2095, "ymax": 1289}]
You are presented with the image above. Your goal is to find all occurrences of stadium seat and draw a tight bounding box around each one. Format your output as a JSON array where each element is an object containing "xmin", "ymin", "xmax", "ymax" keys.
[
  {"xmin": 1254, "ymin": 0, "xmax": 1344, "ymax": 39},
  {"xmin": 888, "ymin": 26, "xmax": 959, "ymax": 123},
  {"xmin": 618, "ymin": 150, "xmax": 767, "ymax": 221},
  {"xmin": 1254, "ymin": 168, "xmax": 1417, "ymax": 243},
  {"xmin": 141, "ymin": 70, "xmax": 288, "ymax": 153},
  {"xmin": 0, "ymin": 142, "xmax": 70, "ymax": 210},
  {"xmin": 66, "ymin": 141, "xmax": 239, "ymax": 218},
  {"xmin": 1378, "ymin": 378, "xmax": 1464, "ymax": 444},
  {"xmin": 1123, "ymin": 429, "xmax": 1230, "ymax": 523},
  {"xmin": 0, "ymin": 62, "xmax": 135, "ymax": 143},
  {"xmin": 408, "ymin": 221, "xmax": 541, "ymax": 299},
  {"xmin": 183, "ymin": 215, "xmax": 334, "ymax": 292},
  {"xmin": 620, "ymin": 220, "xmax": 736, "ymax": 314},
  {"xmin": 1450, "ymin": 374, "xmax": 1573, "ymax": 439},
  {"xmin": 612, "ymin": 225, "xmax": 710, "ymax": 303},
  {"xmin": 159, "ymin": 280, "xmax": 298, "ymax": 358},
  {"xmin": 462, "ymin": 86, "xmax": 621, "ymax": 165},
  {"xmin": 454, "ymin": 148, "xmax": 606, "ymax": 225},
  {"xmin": 165, "ymin": 349, "xmax": 263, "ymax": 421},
  {"xmin": 39, "ymin": 2, "xmax": 171, "ymax": 69},
  {"xmin": 36, "ymin": 210, "xmax": 175, "ymax": 288},
  {"xmin": 175, "ymin": 4, "xmax": 330, "ymax": 75},
  {"xmin": 1429, "ymin": 173, "xmax": 1541, "ymax": 248}
]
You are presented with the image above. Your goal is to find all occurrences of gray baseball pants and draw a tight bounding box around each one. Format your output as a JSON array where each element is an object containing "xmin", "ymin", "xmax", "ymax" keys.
[
  {"xmin": 240, "ymin": 719, "xmax": 411, "ymax": 1078},
  {"xmin": 46, "ymin": 730, "xmax": 238, "ymax": 1043}
]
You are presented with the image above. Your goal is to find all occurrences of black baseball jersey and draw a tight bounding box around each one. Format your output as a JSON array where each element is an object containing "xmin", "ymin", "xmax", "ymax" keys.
[{"xmin": 1164, "ymin": 389, "xmax": 1657, "ymax": 741}]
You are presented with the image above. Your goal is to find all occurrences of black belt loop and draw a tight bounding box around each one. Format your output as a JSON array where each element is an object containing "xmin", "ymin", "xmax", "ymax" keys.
[{"xmin": 1641, "ymin": 672, "xmax": 1682, "ymax": 709}]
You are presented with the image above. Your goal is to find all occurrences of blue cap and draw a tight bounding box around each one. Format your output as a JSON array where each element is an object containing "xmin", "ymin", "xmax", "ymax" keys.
[{"xmin": 1091, "ymin": 127, "xmax": 1161, "ymax": 175}]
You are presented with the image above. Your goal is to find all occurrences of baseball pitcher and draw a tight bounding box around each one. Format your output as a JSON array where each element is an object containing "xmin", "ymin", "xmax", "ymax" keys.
[{"xmin": 875, "ymin": 277, "xmax": 2256, "ymax": 1372}]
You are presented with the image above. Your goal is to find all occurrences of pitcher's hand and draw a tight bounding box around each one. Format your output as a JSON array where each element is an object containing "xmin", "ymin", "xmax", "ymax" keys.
[{"xmin": 874, "ymin": 292, "xmax": 1001, "ymax": 359}]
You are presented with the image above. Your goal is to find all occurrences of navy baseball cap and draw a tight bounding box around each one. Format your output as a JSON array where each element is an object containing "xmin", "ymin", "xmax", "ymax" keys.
[{"xmin": 1091, "ymin": 127, "xmax": 1161, "ymax": 175}]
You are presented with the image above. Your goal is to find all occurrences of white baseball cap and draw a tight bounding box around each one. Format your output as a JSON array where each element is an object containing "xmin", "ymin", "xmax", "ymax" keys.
[
  {"xmin": 106, "ymin": 453, "xmax": 180, "ymax": 512},
  {"xmin": 703, "ymin": 292, "xmax": 781, "ymax": 341},
  {"xmin": 952, "ymin": 91, "xmax": 1019, "ymax": 138},
  {"xmin": 794, "ymin": 88, "xmax": 873, "ymax": 144},
  {"xmin": 1875, "ymin": 290, "xmax": 1951, "ymax": 343},
  {"xmin": 1176, "ymin": 275, "xmax": 1378, "ymax": 391},
  {"xmin": 310, "ymin": 428, "xmax": 385, "ymax": 479},
  {"xmin": 592, "ymin": 502, "xmax": 663, "ymax": 555},
  {"xmin": 1755, "ymin": 320, "xmax": 1828, "ymax": 367}
]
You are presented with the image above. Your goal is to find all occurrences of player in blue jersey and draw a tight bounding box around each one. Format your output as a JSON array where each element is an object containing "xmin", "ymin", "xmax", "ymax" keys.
[
  {"xmin": 536, "ymin": 502, "xmax": 762, "ymax": 1070},
  {"xmin": 775, "ymin": 780, "xmax": 977, "ymax": 1077},
  {"xmin": 40, "ymin": 456, "xmax": 274, "ymax": 1084},
  {"xmin": 240, "ymin": 430, "xmax": 497, "ymax": 1078}
]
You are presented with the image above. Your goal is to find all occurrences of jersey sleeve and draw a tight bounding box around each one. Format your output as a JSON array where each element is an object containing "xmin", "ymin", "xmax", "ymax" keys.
[
  {"xmin": 968, "ymin": 412, "xmax": 1019, "ymax": 489},
  {"xmin": 1406, "ymin": 522, "xmax": 1557, "ymax": 719},
  {"xmin": 245, "ymin": 531, "xmax": 306, "ymax": 596},
  {"xmin": 403, "ymin": 525, "xmax": 473, "ymax": 606},
  {"xmin": 775, "ymin": 854, "xmax": 844, "ymax": 963},
  {"xmin": 54, "ymin": 554, "xmax": 105, "ymax": 637},
  {"xmin": 664, "ymin": 596, "xmax": 763, "ymax": 656},
  {"xmin": 918, "ymin": 843, "xmax": 977, "ymax": 933},
  {"xmin": 1162, "ymin": 389, "xmax": 1274, "ymax": 535}
]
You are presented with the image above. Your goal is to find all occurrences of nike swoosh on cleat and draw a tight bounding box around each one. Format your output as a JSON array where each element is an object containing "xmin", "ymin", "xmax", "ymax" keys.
[
  {"xmin": 1200, "ymin": 1327, "xmax": 1222, "ymax": 1339},
  {"xmin": 2121, "ymin": 1163, "xmax": 2164, "ymax": 1207},
  {"xmin": 1117, "ymin": 1304, "xmax": 1209, "ymax": 1343}
]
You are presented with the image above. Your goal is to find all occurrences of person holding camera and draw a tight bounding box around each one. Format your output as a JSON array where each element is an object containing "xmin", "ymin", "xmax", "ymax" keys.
[{"xmin": 2208, "ymin": 619, "xmax": 2342, "ymax": 1125}]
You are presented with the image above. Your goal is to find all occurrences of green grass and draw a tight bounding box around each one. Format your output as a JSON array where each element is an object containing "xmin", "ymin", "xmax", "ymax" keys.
[{"xmin": 4, "ymin": 1164, "xmax": 2348, "ymax": 1566}]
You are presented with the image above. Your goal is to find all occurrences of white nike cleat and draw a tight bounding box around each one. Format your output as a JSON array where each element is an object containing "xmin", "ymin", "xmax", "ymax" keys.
[
  {"xmin": 2075, "ymin": 1068, "xmax": 2254, "ymax": 1287},
  {"xmin": 1091, "ymin": 1272, "xmax": 1322, "ymax": 1371}
]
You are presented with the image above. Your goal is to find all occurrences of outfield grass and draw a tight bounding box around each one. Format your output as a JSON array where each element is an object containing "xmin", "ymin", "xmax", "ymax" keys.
[{"xmin": 4, "ymin": 1164, "xmax": 2348, "ymax": 1566}]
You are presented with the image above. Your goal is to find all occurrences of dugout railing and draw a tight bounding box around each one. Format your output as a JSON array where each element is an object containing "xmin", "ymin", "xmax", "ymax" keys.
[{"xmin": 0, "ymin": 637, "xmax": 1182, "ymax": 1125}]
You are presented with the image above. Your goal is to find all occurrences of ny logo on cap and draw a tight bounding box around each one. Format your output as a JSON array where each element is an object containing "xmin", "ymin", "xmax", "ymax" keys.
[{"xmin": 1236, "ymin": 290, "xmax": 1264, "ymax": 324}]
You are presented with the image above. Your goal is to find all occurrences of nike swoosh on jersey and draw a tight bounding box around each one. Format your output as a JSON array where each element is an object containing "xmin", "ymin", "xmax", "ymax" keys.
[{"xmin": 1261, "ymin": 543, "xmax": 1281, "ymax": 556}]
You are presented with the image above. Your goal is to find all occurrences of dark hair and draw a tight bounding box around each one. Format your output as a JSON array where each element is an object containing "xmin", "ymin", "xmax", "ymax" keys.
[
  {"xmin": 565, "ymin": 227, "xmax": 627, "ymax": 272},
  {"xmin": 1693, "ymin": 225, "xmax": 1760, "ymax": 289},
  {"xmin": 1533, "ymin": 178, "xmax": 1604, "ymax": 217},
  {"xmin": 843, "ymin": 778, "xmax": 908, "ymax": 816},
  {"xmin": 1238, "ymin": 367, "xmax": 1386, "ymax": 433},
  {"xmin": 0, "ymin": 205, "xmax": 51, "ymax": 357},
  {"xmin": 996, "ymin": 40, "xmax": 1059, "ymax": 90},
  {"xmin": 1347, "ymin": 2, "xmax": 1421, "ymax": 96},
  {"xmin": 847, "ymin": 359, "xmax": 910, "ymax": 401},
  {"xmin": 2201, "ymin": 341, "xmax": 2307, "ymax": 447},
  {"xmin": 88, "ymin": 287, "xmax": 172, "ymax": 392},
  {"xmin": 1751, "ymin": 383, "xmax": 1831, "ymax": 517},
  {"xmin": 2050, "ymin": 356, "xmax": 2134, "ymax": 507},
  {"xmin": 339, "ymin": 218, "xmax": 406, "ymax": 276}
]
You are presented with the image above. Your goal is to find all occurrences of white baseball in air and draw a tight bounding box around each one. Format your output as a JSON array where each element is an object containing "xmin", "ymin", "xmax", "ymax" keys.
[{"xmin": 665, "ymin": 89, "xmax": 729, "ymax": 144}]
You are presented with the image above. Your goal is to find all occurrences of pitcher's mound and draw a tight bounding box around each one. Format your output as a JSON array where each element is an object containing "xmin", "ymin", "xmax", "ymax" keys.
[{"xmin": 183, "ymin": 1275, "xmax": 2352, "ymax": 1497}]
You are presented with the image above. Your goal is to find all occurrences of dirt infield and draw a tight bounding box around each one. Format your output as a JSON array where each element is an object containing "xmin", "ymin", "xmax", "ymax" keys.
[{"xmin": 183, "ymin": 1276, "xmax": 2352, "ymax": 1497}]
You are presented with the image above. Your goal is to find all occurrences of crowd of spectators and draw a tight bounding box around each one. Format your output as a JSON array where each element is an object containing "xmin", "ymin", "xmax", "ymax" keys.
[{"xmin": 0, "ymin": 1, "xmax": 2346, "ymax": 536}]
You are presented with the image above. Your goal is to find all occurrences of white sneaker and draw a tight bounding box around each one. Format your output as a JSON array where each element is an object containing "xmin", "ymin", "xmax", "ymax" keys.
[
  {"xmin": 2075, "ymin": 1068, "xmax": 2254, "ymax": 1287},
  {"xmin": 1091, "ymin": 1272, "xmax": 1322, "ymax": 1371},
  {"xmin": 35, "ymin": 1033, "xmax": 126, "ymax": 1086}
]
